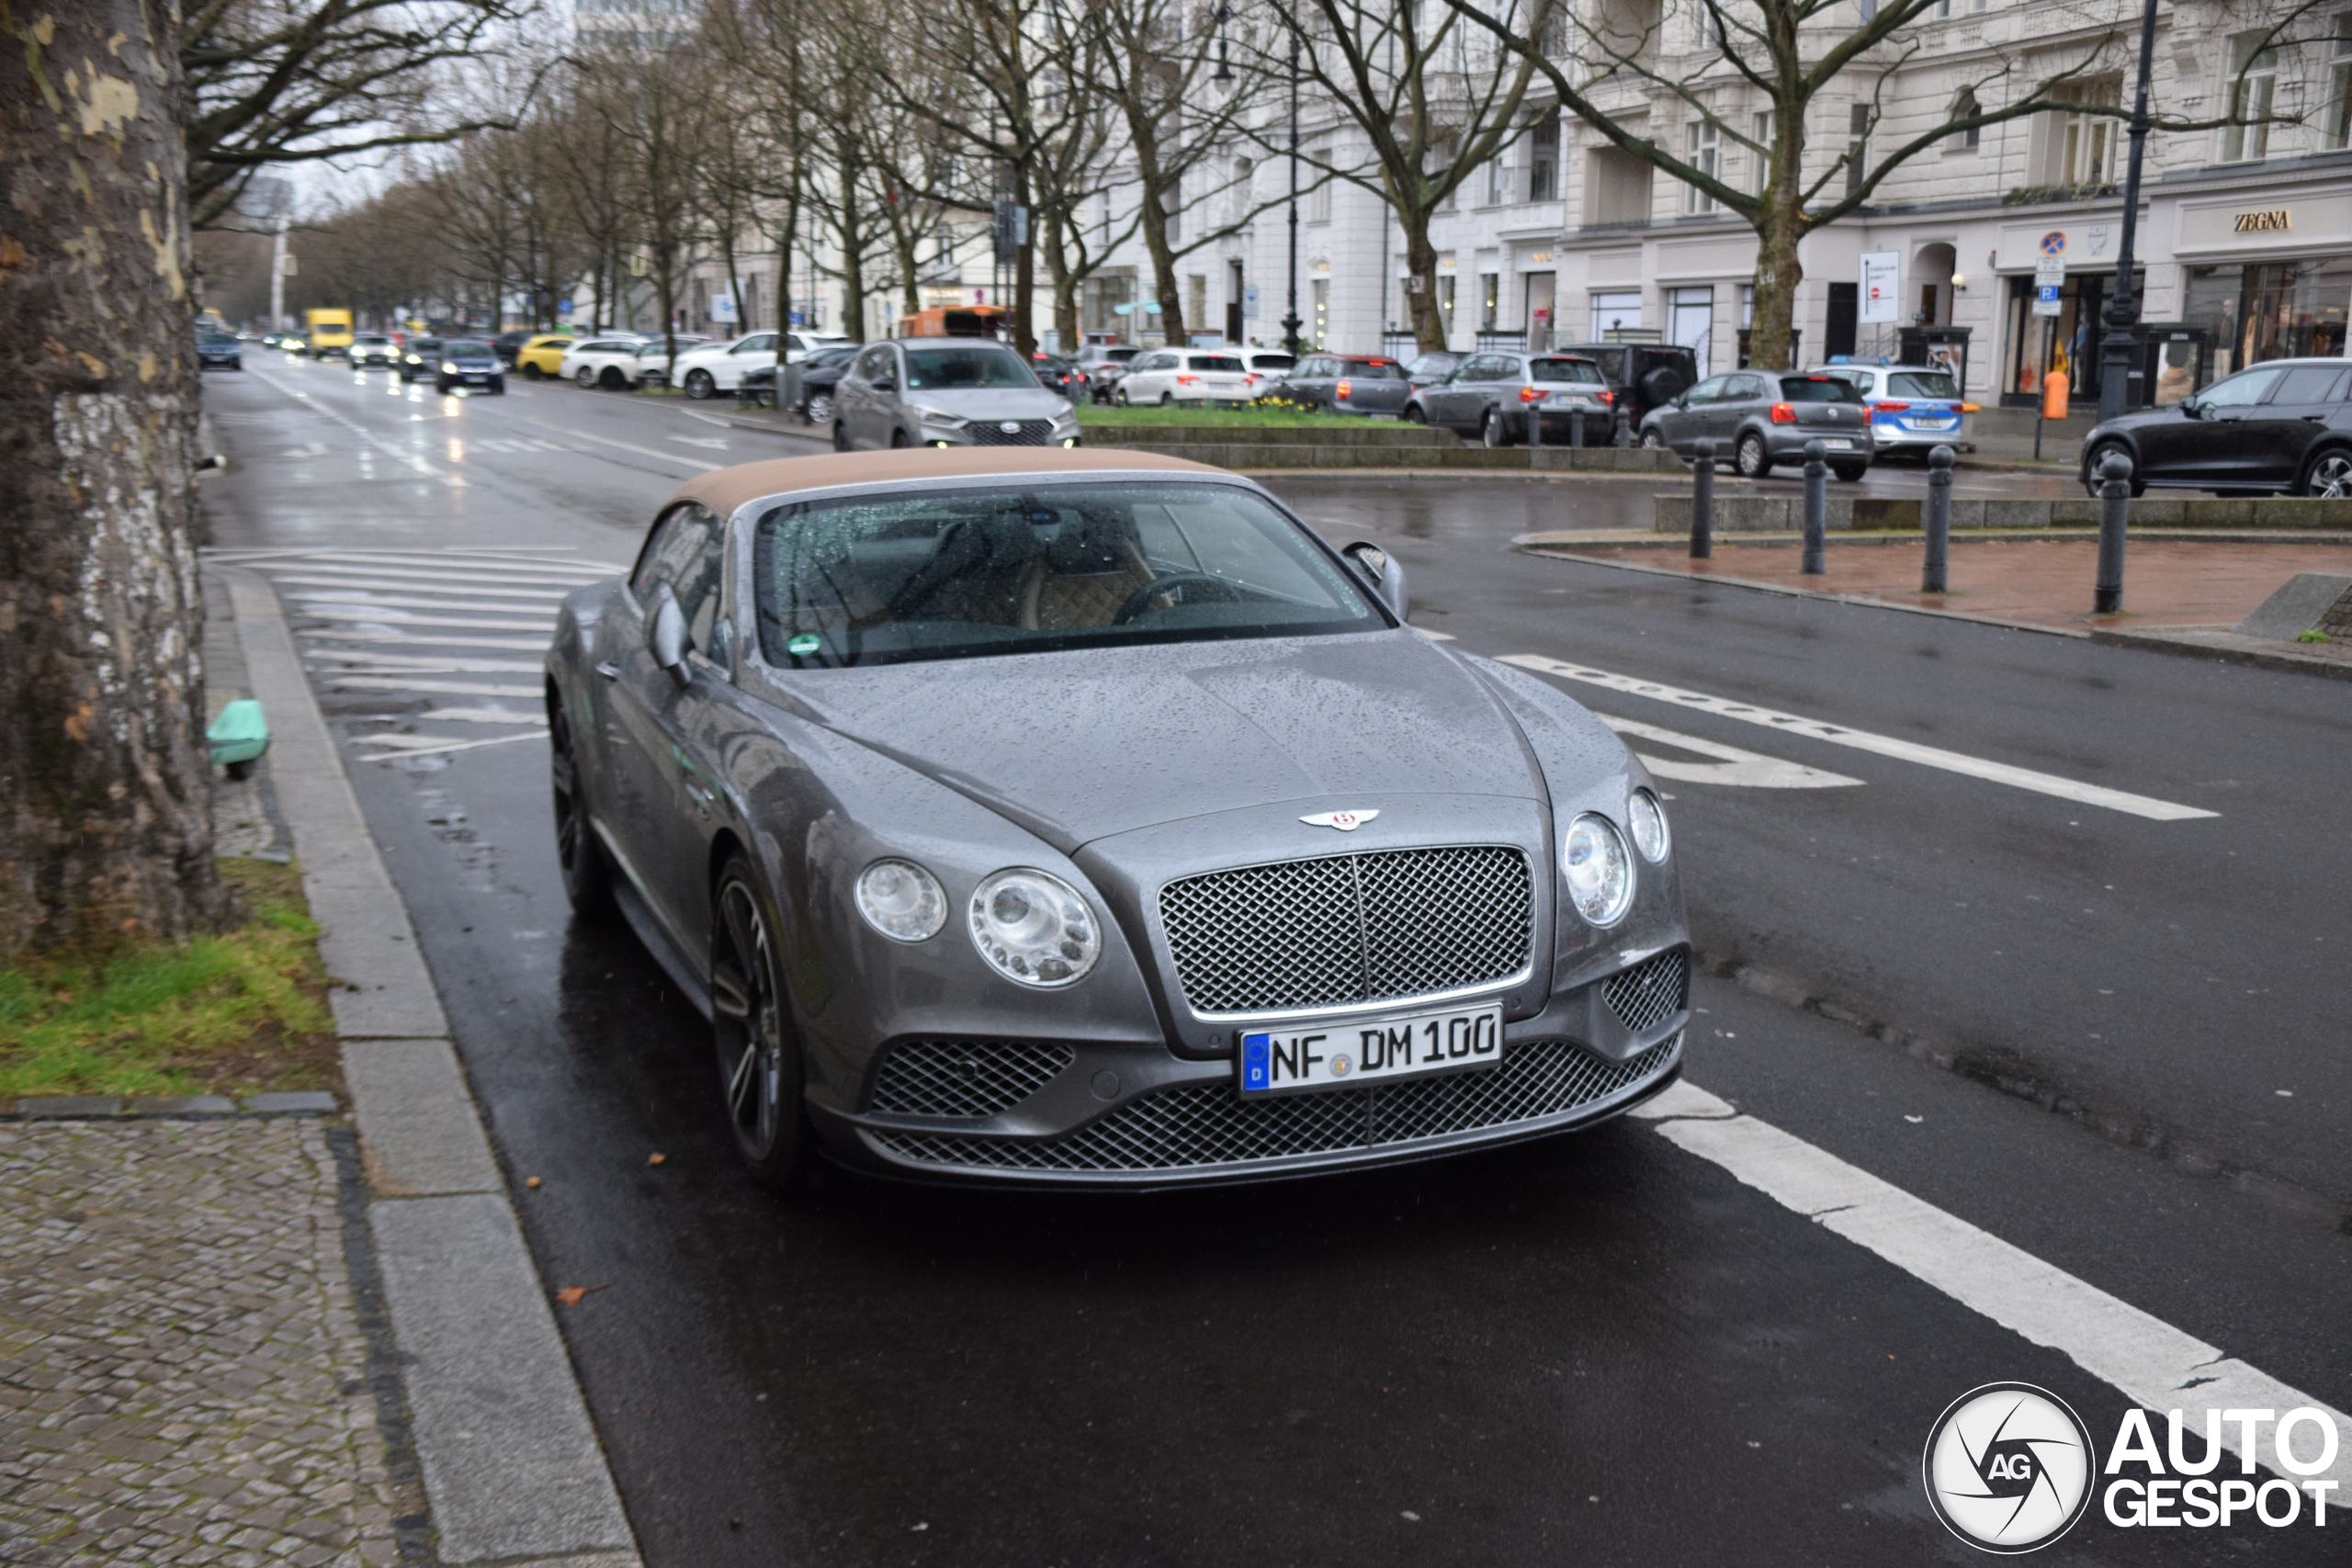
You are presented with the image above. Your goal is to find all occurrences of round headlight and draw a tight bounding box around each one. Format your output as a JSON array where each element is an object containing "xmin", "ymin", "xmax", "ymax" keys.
[
  {"xmin": 1563, "ymin": 814, "xmax": 1635, "ymax": 927},
  {"xmin": 967, "ymin": 868, "xmax": 1100, "ymax": 987},
  {"xmin": 1627, "ymin": 789, "xmax": 1670, "ymax": 864},
  {"xmin": 854, "ymin": 859, "xmax": 945, "ymax": 942}
]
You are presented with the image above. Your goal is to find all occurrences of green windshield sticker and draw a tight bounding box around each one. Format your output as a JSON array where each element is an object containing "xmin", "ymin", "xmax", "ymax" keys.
[{"xmin": 786, "ymin": 633, "xmax": 822, "ymax": 657}]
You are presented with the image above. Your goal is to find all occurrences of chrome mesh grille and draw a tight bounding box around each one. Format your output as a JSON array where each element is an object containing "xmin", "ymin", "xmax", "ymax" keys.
[
  {"xmin": 965, "ymin": 420, "xmax": 1053, "ymax": 447},
  {"xmin": 867, "ymin": 1034, "xmax": 1677, "ymax": 1174},
  {"xmin": 1159, "ymin": 846, "xmax": 1532, "ymax": 1014},
  {"xmin": 867, "ymin": 1040, "xmax": 1076, "ymax": 1119},
  {"xmin": 1601, "ymin": 949, "xmax": 1690, "ymax": 1036}
]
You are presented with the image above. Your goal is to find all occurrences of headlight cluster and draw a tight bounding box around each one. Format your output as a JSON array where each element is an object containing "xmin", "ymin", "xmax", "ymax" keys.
[
  {"xmin": 440, "ymin": 361, "xmax": 459, "ymax": 374},
  {"xmin": 853, "ymin": 859, "xmax": 1101, "ymax": 988},
  {"xmin": 912, "ymin": 406, "xmax": 967, "ymax": 430},
  {"xmin": 1562, "ymin": 790, "xmax": 1669, "ymax": 928}
]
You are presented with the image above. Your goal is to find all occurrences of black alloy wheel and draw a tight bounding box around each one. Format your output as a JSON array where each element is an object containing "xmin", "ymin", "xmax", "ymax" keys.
[
  {"xmin": 2300, "ymin": 447, "xmax": 2352, "ymax": 499},
  {"xmin": 684, "ymin": 368, "xmax": 715, "ymax": 400},
  {"xmin": 709, "ymin": 857, "xmax": 813, "ymax": 1192},
  {"xmin": 2083, "ymin": 441, "xmax": 2145, "ymax": 499}
]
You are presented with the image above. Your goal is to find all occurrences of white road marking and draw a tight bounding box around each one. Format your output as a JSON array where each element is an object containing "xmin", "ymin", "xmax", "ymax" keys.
[
  {"xmin": 668, "ymin": 434, "xmax": 730, "ymax": 449},
  {"xmin": 1630, "ymin": 1082, "xmax": 2349, "ymax": 1487},
  {"xmin": 1598, "ymin": 715, "xmax": 1863, "ymax": 790},
  {"xmin": 302, "ymin": 630, "xmax": 552, "ymax": 652},
  {"xmin": 351, "ymin": 731, "xmax": 547, "ymax": 761},
  {"xmin": 245, "ymin": 365, "xmax": 452, "ymax": 481},
  {"xmin": 679, "ymin": 410, "xmax": 733, "ymax": 428},
  {"xmin": 515, "ymin": 417, "xmax": 723, "ymax": 471},
  {"xmin": 322, "ymin": 676, "xmax": 544, "ymax": 698},
  {"xmin": 288, "ymin": 592, "xmax": 556, "ymax": 616},
  {"xmin": 291, "ymin": 607, "xmax": 555, "ymax": 631},
  {"xmin": 1500, "ymin": 654, "xmax": 2217, "ymax": 822},
  {"xmin": 304, "ymin": 649, "xmax": 545, "ymax": 674},
  {"xmin": 274, "ymin": 572, "xmax": 571, "ymax": 600},
  {"xmin": 273, "ymin": 549, "xmax": 615, "ymax": 579},
  {"xmin": 387, "ymin": 707, "xmax": 547, "ymax": 727}
]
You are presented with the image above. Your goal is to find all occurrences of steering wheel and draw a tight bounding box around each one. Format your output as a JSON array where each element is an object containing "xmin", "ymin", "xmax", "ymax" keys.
[{"xmin": 1111, "ymin": 572, "xmax": 1248, "ymax": 626}]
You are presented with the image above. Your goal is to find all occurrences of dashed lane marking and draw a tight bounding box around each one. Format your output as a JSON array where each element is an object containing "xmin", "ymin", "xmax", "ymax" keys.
[
  {"xmin": 1500, "ymin": 654, "xmax": 2218, "ymax": 821},
  {"xmin": 514, "ymin": 417, "xmax": 723, "ymax": 471}
]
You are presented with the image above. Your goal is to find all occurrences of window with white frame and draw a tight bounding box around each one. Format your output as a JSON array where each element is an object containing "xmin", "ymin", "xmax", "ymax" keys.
[
  {"xmin": 1949, "ymin": 88, "xmax": 1981, "ymax": 152},
  {"xmin": 2055, "ymin": 74, "xmax": 2122, "ymax": 183},
  {"xmin": 1750, "ymin": 109, "xmax": 1775, "ymax": 192},
  {"xmin": 1686, "ymin": 119, "xmax": 1720, "ymax": 212},
  {"xmin": 1529, "ymin": 111, "xmax": 1560, "ymax": 201},
  {"xmin": 2220, "ymin": 34, "xmax": 2277, "ymax": 163},
  {"xmin": 1486, "ymin": 147, "xmax": 1511, "ymax": 204},
  {"xmin": 1308, "ymin": 143, "xmax": 1334, "ymax": 221},
  {"xmin": 2328, "ymin": 14, "xmax": 2352, "ymax": 150}
]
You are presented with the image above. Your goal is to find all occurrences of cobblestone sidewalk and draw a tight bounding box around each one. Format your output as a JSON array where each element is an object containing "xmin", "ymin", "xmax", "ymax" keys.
[{"xmin": 0, "ymin": 1119, "xmax": 406, "ymax": 1566}]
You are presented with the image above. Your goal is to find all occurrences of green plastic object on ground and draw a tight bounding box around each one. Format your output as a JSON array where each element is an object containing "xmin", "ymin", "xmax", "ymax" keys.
[{"xmin": 208, "ymin": 698, "xmax": 270, "ymax": 779}]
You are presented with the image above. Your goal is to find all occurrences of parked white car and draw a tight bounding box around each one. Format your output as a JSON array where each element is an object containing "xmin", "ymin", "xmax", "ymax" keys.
[
  {"xmin": 673, "ymin": 330, "xmax": 854, "ymax": 399},
  {"xmin": 1114, "ymin": 347, "xmax": 1256, "ymax": 407},
  {"xmin": 560, "ymin": 335, "xmax": 656, "ymax": 390},
  {"xmin": 1233, "ymin": 347, "xmax": 1300, "ymax": 383}
]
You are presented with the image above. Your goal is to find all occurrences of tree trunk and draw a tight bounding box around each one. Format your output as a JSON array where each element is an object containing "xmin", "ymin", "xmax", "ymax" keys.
[
  {"xmin": 0, "ymin": 0, "xmax": 228, "ymax": 954},
  {"xmin": 1745, "ymin": 117, "xmax": 1809, "ymax": 373},
  {"xmin": 1400, "ymin": 211, "xmax": 1447, "ymax": 353},
  {"xmin": 1012, "ymin": 162, "xmax": 1037, "ymax": 357},
  {"xmin": 1042, "ymin": 205, "xmax": 1080, "ymax": 351}
]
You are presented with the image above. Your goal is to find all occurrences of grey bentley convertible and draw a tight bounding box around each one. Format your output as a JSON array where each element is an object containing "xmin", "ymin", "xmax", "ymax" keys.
[{"xmin": 546, "ymin": 448, "xmax": 1690, "ymax": 1190}]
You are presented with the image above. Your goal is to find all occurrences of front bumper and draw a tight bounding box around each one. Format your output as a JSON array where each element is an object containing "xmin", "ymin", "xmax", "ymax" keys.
[{"xmin": 819, "ymin": 945, "xmax": 1690, "ymax": 1189}]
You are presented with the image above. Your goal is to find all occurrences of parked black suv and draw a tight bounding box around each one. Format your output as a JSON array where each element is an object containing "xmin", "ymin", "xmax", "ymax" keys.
[
  {"xmin": 1547, "ymin": 343, "xmax": 1699, "ymax": 443},
  {"xmin": 2079, "ymin": 356, "xmax": 2352, "ymax": 498}
]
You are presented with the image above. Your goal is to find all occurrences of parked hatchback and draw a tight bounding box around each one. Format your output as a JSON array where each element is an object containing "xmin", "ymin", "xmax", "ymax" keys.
[
  {"xmin": 832, "ymin": 339, "xmax": 1080, "ymax": 450},
  {"xmin": 1116, "ymin": 349, "xmax": 1254, "ymax": 407},
  {"xmin": 1548, "ymin": 343, "xmax": 1699, "ymax": 441},
  {"xmin": 1266, "ymin": 354, "xmax": 1411, "ymax": 416},
  {"xmin": 1409, "ymin": 351, "xmax": 1613, "ymax": 446},
  {"xmin": 2078, "ymin": 357, "xmax": 2352, "ymax": 498},
  {"xmin": 1811, "ymin": 362, "xmax": 1977, "ymax": 455},
  {"xmin": 1640, "ymin": 371, "xmax": 1873, "ymax": 479}
]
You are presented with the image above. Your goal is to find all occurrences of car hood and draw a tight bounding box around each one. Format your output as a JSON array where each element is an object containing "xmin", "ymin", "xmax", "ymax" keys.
[
  {"xmin": 899, "ymin": 388, "xmax": 1072, "ymax": 420},
  {"xmin": 2091, "ymin": 406, "xmax": 2189, "ymax": 442},
  {"xmin": 784, "ymin": 631, "xmax": 1542, "ymax": 850}
]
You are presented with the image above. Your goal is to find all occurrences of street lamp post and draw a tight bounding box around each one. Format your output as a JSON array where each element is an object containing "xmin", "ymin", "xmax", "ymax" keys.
[
  {"xmin": 2096, "ymin": 0, "xmax": 2161, "ymax": 424},
  {"xmin": 1281, "ymin": 33, "xmax": 1303, "ymax": 355}
]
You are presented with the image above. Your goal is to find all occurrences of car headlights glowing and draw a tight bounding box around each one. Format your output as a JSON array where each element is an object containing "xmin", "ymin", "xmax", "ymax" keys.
[
  {"xmin": 968, "ymin": 868, "xmax": 1100, "ymax": 987},
  {"xmin": 1562, "ymin": 814, "xmax": 1635, "ymax": 927},
  {"xmin": 854, "ymin": 859, "xmax": 947, "ymax": 942},
  {"xmin": 1627, "ymin": 789, "xmax": 1671, "ymax": 864},
  {"xmin": 440, "ymin": 361, "xmax": 459, "ymax": 374}
]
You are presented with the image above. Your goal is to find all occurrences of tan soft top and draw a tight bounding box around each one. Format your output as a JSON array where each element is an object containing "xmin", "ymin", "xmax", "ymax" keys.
[{"xmin": 671, "ymin": 446, "xmax": 1224, "ymax": 519}]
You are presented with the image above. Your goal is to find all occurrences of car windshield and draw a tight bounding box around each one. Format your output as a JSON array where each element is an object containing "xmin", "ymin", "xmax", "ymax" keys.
[
  {"xmin": 1886, "ymin": 371, "xmax": 1962, "ymax": 400},
  {"xmin": 754, "ymin": 481, "xmax": 1384, "ymax": 668},
  {"xmin": 903, "ymin": 345, "xmax": 1037, "ymax": 389},
  {"xmin": 1527, "ymin": 356, "xmax": 1602, "ymax": 384},
  {"xmin": 443, "ymin": 340, "xmax": 489, "ymax": 356},
  {"xmin": 1779, "ymin": 376, "xmax": 1865, "ymax": 402},
  {"xmin": 1251, "ymin": 354, "xmax": 1298, "ymax": 370}
]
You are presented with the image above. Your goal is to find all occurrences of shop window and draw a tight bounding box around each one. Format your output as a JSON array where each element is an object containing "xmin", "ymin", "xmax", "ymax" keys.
[
  {"xmin": 1439, "ymin": 275, "xmax": 1457, "ymax": 337},
  {"xmin": 1686, "ymin": 119, "xmax": 1721, "ymax": 212},
  {"xmin": 1668, "ymin": 286, "xmax": 1713, "ymax": 368},
  {"xmin": 1312, "ymin": 277, "xmax": 1329, "ymax": 348},
  {"xmin": 1479, "ymin": 272, "xmax": 1501, "ymax": 331},
  {"xmin": 2219, "ymin": 35, "xmax": 2277, "ymax": 164},
  {"xmin": 1590, "ymin": 289, "xmax": 1643, "ymax": 338},
  {"xmin": 2326, "ymin": 15, "xmax": 2352, "ymax": 150}
]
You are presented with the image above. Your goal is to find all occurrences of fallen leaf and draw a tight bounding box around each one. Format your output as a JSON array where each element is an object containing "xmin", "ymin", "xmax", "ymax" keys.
[
  {"xmin": 554, "ymin": 1283, "xmax": 608, "ymax": 1306},
  {"xmin": 525, "ymin": 1176, "xmax": 542, "ymax": 1190},
  {"xmin": 647, "ymin": 1152, "xmax": 667, "ymax": 1167}
]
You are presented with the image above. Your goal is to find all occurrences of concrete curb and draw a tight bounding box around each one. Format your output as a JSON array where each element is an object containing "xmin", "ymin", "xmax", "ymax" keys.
[
  {"xmin": 220, "ymin": 569, "xmax": 642, "ymax": 1568},
  {"xmin": 2086, "ymin": 626, "xmax": 2352, "ymax": 681}
]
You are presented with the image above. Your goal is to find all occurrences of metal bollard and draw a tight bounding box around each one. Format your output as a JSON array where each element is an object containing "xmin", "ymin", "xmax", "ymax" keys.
[
  {"xmin": 1801, "ymin": 439, "xmax": 1828, "ymax": 575},
  {"xmin": 1568, "ymin": 405, "xmax": 1586, "ymax": 449},
  {"xmin": 1923, "ymin": 444, "xmax": 1954, "ymax": 593},
  {"xmin": 1528, "ymin": 396, "xmax": 1543, "ymax": 454},
  {"xmin": 1690, "ymin": 437, "xmax": 1716, "ymax": 558},
  {"xmin": 2095, "ymin": 450, "xmax": 2131, "ymax": 613}
]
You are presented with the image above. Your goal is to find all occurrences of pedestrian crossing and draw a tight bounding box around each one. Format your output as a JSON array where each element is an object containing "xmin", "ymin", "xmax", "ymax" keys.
[{"xmin": 203, "ymin": 547, "xmax": 627, "ymax": 765}]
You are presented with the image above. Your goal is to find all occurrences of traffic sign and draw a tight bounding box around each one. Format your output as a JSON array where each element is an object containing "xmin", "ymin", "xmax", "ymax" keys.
[
  {"xmin": 2039, "ymin": 230, "xmax": 2066, "ymax": 257},
  {"xmin": 2033, "ymin": 283, "xmax": 2063, "ymax": 317}
]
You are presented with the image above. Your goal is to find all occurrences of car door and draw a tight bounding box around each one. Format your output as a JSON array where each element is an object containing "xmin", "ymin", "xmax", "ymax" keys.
[
  {"xmin": 2157, "ymin": 366, "xmax": 2285, "ymax": 485},
  {"xmin": 1713, "ymin": 374, "xmax": 1770, "ymax": 446},
  {"xmin": 1658, "ymin": 376, "xmax": 1724, "ymax": 452},
  {"xmin": 2244, "ymin": 362, "xmax": 2350, "ymax": 486},
  {"xmin": 1430, "ymin": 355, "xmax": 1489, "ymax": 430},
  {"xmin": 721, "ymin": 333, "xmax": 776, "ymax": 389},
  {"xmin": 842, "ymin": 346, "xmax": 891, "ymax": 446},
  {"xmin": 598, "ymin": 502, "xmax": 725, "ymax": 940}
]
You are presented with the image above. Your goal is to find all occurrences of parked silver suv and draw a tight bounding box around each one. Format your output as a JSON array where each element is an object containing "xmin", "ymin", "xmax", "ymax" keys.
[{"xmin": 832, "ymin": 340, "xmax": 1081, "ymax": 450}]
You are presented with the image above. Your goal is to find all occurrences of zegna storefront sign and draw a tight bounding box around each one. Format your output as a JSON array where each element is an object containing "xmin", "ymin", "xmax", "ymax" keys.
[{"xmin": 2233, "ymin": 209, "xmax": 2292, "ymax": 232}]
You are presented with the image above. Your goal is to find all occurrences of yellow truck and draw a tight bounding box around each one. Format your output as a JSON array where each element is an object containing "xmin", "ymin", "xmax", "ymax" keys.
[{"xmin": 303, "ymin": 308, "xmax": 354, "ymax": 359}]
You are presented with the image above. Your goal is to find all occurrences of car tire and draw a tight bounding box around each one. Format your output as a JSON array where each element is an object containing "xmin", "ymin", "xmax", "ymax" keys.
[
  {"xmin": 598, "ymin": 366, "xmax": 628, "ymax": 390},
  {"xmin": 831, "ymin": 421, "xmax": 852, "ymax": 452},
  {"xmin": 574, "ymin": 366, "xmax": 596, "ymax": 388},
  {"xmin": 709, "ymin": 852, "xmax": 815, "ymax": 1195},
  {"xmin": 1732, "ymin": 432, "xmax": 1771, "ymax": 478},
  {"xmin": 1639, "ymin": 426, "xmax": 1667, "ymax": 450},
  {"xmin": 1403, "ymin": 403, "xmax": 1426, "ymax": 424},
  {"xmin": 2299, "ymin": 446, "xmax": 2352, "ymax": 499},
  {"xmin": 548, "ymin": 695, "xmax": 612, "ymax": 919},
  {"xmin": 1831, "ymin": 461, "xmax": 1871, "ymax": 482},
  {"xmin": 1481, "ymin": 410, "xmax": 1511, "ymax": 448},
  {"xmin": 490, "ymin": 379, "xmax": 506, "ymax": 395},
  {"xmin": 889, "ymin": 428, "xmax": 911, "ymax": 447},
  {"xmin": 1159, "ymin": 391, "xmax": 1174, "ymax": 407},
  {"xmin": 524, "ymin": 363, "xmax": 544, "ymax": 380},
  {"xmin": 2083, "ymin": 440, "xmax": 2145, "ymax": 499},
  {"xmin": 1113, "ymin": 387, "xmax": 1129, "ymax": 406},
  {"xmin": 684, "ymin": 368, "xmax": 715, "ymax": 400},
  {"xmin": 808, "ymin": 393, "xmax": 833, "ymax": 425}
]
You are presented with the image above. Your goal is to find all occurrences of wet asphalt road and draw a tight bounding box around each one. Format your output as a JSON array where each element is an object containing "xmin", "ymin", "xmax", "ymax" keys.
[{"xmin": 198, "ymin": 355, "xmax": 2349, "ymax": 1565}]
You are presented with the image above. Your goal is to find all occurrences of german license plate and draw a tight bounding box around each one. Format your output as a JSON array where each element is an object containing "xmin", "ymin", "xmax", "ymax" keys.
[
  {"xmin": 1819, "ymin": 437, "xmax": 1854, "ymax": 450},
  {"xmin": 1240, "ymin": 1002, "xmax": 1503, "ymax": 1096}
]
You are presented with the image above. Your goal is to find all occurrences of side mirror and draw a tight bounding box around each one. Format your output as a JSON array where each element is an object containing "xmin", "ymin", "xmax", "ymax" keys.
[
  {"xmin": 2178, "ymin": 399, "xmax": 2202, "ymax": 419},
  {"xmin": 1341, "ymin": 541, "xmax": 1409, "ymax": 622},
  {"xmin": 646, "ymin": 583, "xmax": 691, "ymax": 688},
  {"xmin": 1674, "ymin": 394, "xmax": 1690, "ymax": 410}
]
